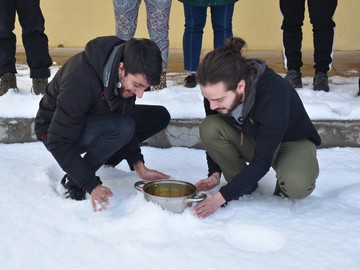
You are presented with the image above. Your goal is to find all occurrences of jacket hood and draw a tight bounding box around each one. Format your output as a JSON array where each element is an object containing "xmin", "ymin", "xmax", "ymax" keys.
[
  {"xmin": 84, "ymin": 36, "xmax": 129, "ymax": 110},
  {"xmin": 84, "ymin": 36, "xmax": 125, "ymax": 81},
  {"xmin": 242, "ymin": 58, "xmax": 267, "ymax": 120}
]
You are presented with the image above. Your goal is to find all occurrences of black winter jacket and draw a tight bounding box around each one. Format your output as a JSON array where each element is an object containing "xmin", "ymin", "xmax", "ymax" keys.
[
  {"xmin": 204, "ymin": 60, "xmax": 321, "ymax": 202},
  {"xmin": 35, "ymin": 36, "xmax": 143, "ymax": 193}
]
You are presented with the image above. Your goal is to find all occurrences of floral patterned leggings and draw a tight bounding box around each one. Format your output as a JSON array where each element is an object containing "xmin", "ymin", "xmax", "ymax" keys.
[{"xmin": 113, "ymin": 0, "xmax": 172, "ymax": 73}]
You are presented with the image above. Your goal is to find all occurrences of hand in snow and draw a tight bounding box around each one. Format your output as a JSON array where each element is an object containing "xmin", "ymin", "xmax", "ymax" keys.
[
  {"xmin": 134, "ymin": 161, "xmax": 170, "ymax": 181},
  {"xmin": 91, "ymin": 185, "xmax": 113, "ymax": 212},
  {"xmin": 193, "ymin": 192, "xmax": 226, "ymax": 219}
]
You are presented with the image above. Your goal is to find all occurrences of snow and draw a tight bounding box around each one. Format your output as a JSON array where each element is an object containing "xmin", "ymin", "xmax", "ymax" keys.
[
  {"xmin": 0, "ymin": 64, "xmax": 360, "ymax": 269},
  {"xmin": 1, "ymin": 65, "xmax": 360, "ymax": 120}
]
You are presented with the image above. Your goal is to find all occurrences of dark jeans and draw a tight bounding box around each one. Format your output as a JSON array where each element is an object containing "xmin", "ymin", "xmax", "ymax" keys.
[
  {"xmin": 0, "ymin": 0, "xmax": 52, "ymax": 78},
  {"xmin": 106, "ymin": 104, "xmax": 170, "ymax": 167},
  {"xmin": 280, "ymin": 0, "xmax": 337, "ymax": 73},
  {"xmin": 44, "ymin": 105, "xmax": 170, "ymax": 178},
  {"xmin": 182, "ymin": 3, "xmax": 235, "ymax": 72}
]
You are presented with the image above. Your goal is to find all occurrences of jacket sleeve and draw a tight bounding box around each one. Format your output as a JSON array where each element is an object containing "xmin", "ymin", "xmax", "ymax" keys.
[
  {"xmin": 122, "ymin": 136, "xmax": 144, "ymax": 170},
  {"xmin": 219, "ymin": 80, "xmax": 290, "ymax": 202},
  {"xmin": 45, "ymin": 73, "xmax": 102, "ymax": 194}
]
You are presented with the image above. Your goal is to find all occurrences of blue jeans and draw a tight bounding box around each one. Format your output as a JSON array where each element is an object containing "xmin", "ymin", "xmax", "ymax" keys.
[{"xmin": 182, "ymin": 3, "xmax": 235, "ymax": 72}]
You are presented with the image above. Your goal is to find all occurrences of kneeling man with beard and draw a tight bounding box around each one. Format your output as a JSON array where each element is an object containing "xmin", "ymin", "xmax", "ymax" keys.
[{"xmin": 193, "ymin": 37, "xmax": 321, "ymax": 218}]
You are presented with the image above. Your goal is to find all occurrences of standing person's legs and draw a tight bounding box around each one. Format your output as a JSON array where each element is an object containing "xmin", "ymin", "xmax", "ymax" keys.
[
  {"xmin": 308, "ymin": 0, "xmax": 337, "ymax": 74},
  {"xmin": 280, "ymin": 0, "xmax": 305, "ymax": 72},
  {"xmin": 210, "ymin": 3, "xmax": 235, "ymax": 49},
  {"xmin": 16, "ymin": 0, "xmax": 52, "ymax": 79},
  {"xmin": 0, "ymin": 0, "xmax": 17, "ymax": 76},
  {"xmin": 182, "ymin": 4, "xmax": 207, "ymax": 72},
  {"xmin": 272, "ymin": 139, "xmax": 319, "ymax": 198},
  {"xmin": 144, "ymin": 0, "xmax": 172, "ymax": 73},
  {"xmin": 113, "ymin": 0, "xmax": 141, "ymax": 40}
]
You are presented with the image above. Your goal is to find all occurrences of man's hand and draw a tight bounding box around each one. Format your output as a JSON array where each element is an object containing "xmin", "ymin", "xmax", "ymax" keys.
[
  {"xmin": 193, "ymin": 192, "xmax": 226, "ymax": 218},
  {"xmin": 91, "ymin": 185, "xmax": 113, "ymax": 212},
  {"xmin": 195, "ymin": 172, "xmax": 221, "ymax": 192},
  {"xmin": 134, "ymin": 161, "xmax": 170, "ymax": 181}
]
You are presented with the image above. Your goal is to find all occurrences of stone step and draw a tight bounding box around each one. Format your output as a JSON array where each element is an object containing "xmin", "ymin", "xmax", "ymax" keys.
[{"xmin": 1, "ymin": 117, "xmax": 359, "ymax": 148}]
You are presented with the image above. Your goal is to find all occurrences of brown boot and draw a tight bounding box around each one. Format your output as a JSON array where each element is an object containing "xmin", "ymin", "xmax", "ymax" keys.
[
  {"xmin": 0, "ymin": 73, "xmax": 17, "ymax": 96},
  {"xmin": 152, "ymin": 73, "xmax": 167, "ymax": 90},
  {"xmin": 32, "ymin": 78, "xmax": 48, "ymax": 95}
]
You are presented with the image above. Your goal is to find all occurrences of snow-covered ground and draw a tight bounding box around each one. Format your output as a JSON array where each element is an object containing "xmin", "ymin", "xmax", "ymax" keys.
[
  {"xmin": 0, "ymin": 64, "xmax": 359, "ymax": 120},
  {"xmin": 0, "ymin": 64, "xmax": 359, "ymax": 269}
]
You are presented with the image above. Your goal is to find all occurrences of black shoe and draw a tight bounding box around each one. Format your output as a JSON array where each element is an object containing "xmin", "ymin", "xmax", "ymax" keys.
[
  {"xmin": 184, "ymin": 73, "xmax": 197, "ymax": 88},
  {"xmin": 0, "ymin": 73, "xmax": 18, "ymax": 96},
  {"xmin": 273, "ymin": 181, "xmax": 288, "ymax": 197},
  {"xmin": 313, "ymin": 72, "xmax": 329, "ymax": 92},
  {"xmin": 284, "ymin": 70, "xmax": 303, "ymax": 88},
  {"xmin": 60, "ymin": 175, "xmax": 86, "ymax": 200},
  {"xmin": 32, "ymin": 78, "xmax": 48, "ymax": 95}
]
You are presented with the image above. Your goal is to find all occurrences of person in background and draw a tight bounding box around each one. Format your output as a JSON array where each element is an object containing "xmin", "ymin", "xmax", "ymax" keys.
[
  {"xmin": 280, "ymin": 0, "xmax": 338, "ymax": 92},
  {"xmin": 178, "ymin": 0, "xmax": 238, "ymax": 88},
  {"xmin": 113, "ymin": 0, "xmax": 172, "ymax": 90},
  {"xmin": 193, "ymin": 37, "xmax": 320, "ymax": 218},
  {"xmin": 0, "ymin": 0, "xmax": 52, "ymax": 96},
  {"xmin": 35, "ymin": 36, "xmax": 170, "ymax": 211}
]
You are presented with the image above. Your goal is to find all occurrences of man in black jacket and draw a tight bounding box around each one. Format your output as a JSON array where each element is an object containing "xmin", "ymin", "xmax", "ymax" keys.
[
  {"xmin": 35, "ymin": 36, "xmax": 170, "ymax": 211},
  {"xmin": 193, "ymin": 37, "xmax": 321, "ymax": 218}
]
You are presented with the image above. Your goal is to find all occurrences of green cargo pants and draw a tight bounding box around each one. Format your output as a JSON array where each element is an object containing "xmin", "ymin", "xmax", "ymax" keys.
[{"xmin": 200, "ymin": 115, "xmax": 319, "ymax": 199}]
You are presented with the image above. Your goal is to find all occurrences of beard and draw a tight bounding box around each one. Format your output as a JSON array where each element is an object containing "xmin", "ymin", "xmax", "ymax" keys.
[
  {"xmin": 118, "ymin": 87, "xmax": 135, "ymax": 99},
  {"xmin": 216, "ymin": 92, "xmax": 244, "ymax": 116}
]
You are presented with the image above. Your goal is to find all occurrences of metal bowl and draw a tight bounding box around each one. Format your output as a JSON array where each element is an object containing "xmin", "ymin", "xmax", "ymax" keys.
[{"xmin": 134, "ymin": 180, "xmax": 206, "ymax": 213}]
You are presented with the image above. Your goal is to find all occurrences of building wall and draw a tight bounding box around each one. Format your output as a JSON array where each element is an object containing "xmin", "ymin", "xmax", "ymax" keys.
[{"xmin": 14, "ymin": 0, "xmax": 360, "ymax": 50}]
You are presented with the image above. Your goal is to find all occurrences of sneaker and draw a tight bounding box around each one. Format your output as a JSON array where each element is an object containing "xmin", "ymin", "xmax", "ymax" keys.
[
  {"xmin": 284, "ymin": 70, "xmax": 303, "ymax": 88},
  {"xmin": 152, "ymin": 73, "xmax": 167, "ymax": 90},
  {"xmin": 184, "ymin": 73, "xmax": 197, "ymax": 88},
  {"xmin": 0, "ymin": 73, "xmax": 18, "ymax": 96},
  {"xmin": 32, "ymin": 78, "xmax": 48, "ymax": 95},
  {"xmin": 273, "ymin": 181, "xmax": 287, "ymax": 198},
  {"xmin": 313, "ymin": 72, "xmax": 329, "ymax": 92},
  {"xmin": 60, "ymin": 175, "xmax": 86, "ymax": 201}
]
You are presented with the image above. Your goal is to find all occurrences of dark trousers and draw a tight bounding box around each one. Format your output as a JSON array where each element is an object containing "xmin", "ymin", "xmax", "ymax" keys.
[
  {"xmin": 105, "ymin": 105, "xmax": 170, "ymax": 168},
  {"xmin": 0, "ymin": 0, "xmax": 52, "ymax": 78},
  {"xmin": 182, "ymin": 3, "xmax": 235, "ymax": 72},
  {"xmin": 200, "ymin": 115, "xmax": 318, "ymax": 199},
  {"xmin": 280, "ymin": 0, "xmax": 337, "ymax": 73},
  {"xmin": 43, "ymin": 105, "xmax": 170, "ymax": 185}
]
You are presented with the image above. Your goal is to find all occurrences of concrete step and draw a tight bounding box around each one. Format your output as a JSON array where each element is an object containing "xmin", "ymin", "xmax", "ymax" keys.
[
  {"xmin": 16, "ymin": 48, "xmax": 360, "ymax": 77},
  {"xmin": 3, "ymin": 50, "xmax": 360, "ymax": 148},
  {"xmin": 1, "ymin": 117, "xmax": 359, "ymax": 148}
]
